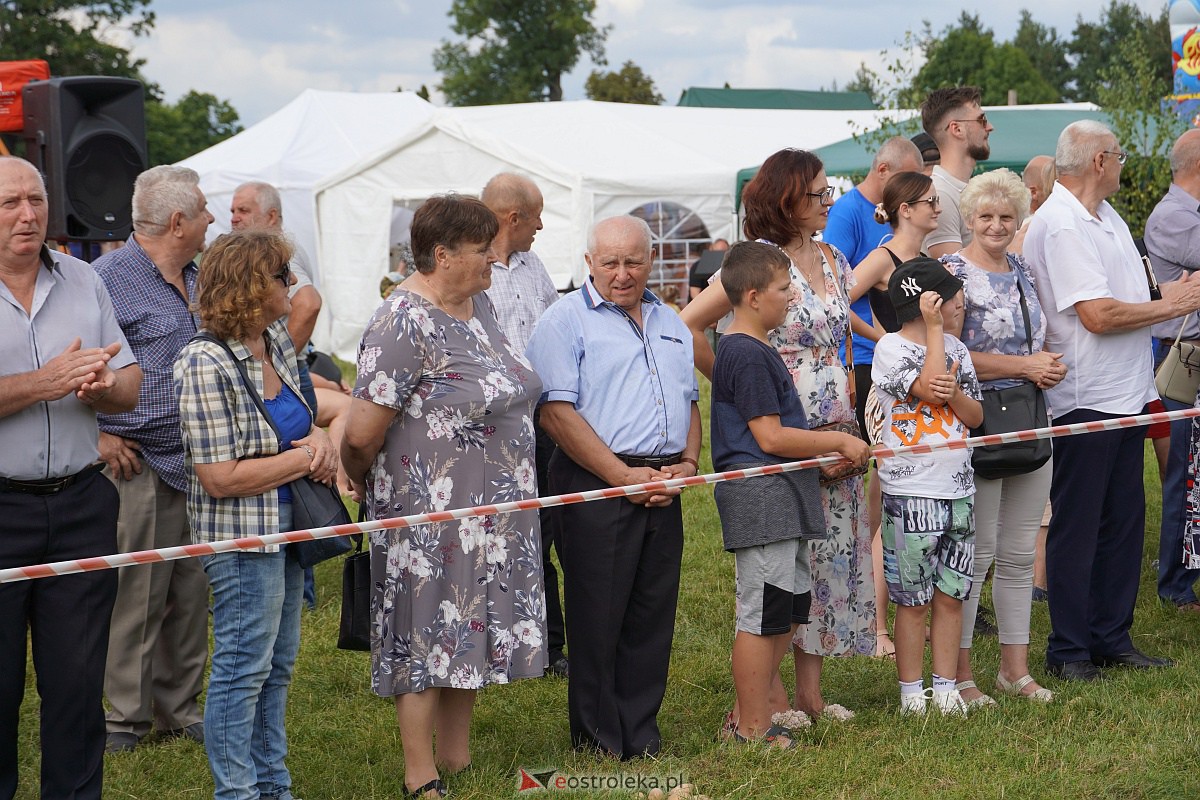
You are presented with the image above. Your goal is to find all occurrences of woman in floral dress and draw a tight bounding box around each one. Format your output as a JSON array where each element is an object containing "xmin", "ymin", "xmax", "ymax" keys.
[
  {"xmin": 342, "ymin": 195, "xmax": 546, "ymax": 800},
  {"xmin": 682, "ymin": 149, "xmax": 874, "ymax": 725}
]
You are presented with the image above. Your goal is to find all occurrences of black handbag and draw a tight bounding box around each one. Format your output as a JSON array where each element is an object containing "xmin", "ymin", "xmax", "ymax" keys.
[
  {"xmin": 338, "ymin": 527, "xmax": 372, "ymax": 651},
  {"xmin": 969, "ymin": 273, "xmax": 1052, "ymax": 480},
  {"xmin": 192, "ymin": 332, "xmax": 353, "ymax": 567}
]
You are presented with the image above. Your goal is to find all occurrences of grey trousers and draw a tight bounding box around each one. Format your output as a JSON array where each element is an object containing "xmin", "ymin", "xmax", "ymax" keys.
[{"xmin": 104, "ymin": 463, "xmax": 208, "ymax": 736}]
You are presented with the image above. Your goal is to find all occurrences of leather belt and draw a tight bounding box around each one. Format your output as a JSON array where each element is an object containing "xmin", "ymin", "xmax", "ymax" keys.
[
  {"xmin": 0, "ymin": 463, "xmax": 105, "ymax": 496},
  {"xmin": 614, "ymin": 452, "xmax": 682, "ymax": 469}
]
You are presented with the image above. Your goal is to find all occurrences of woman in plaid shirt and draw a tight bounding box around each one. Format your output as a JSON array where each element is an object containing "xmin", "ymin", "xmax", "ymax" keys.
[{"xmin": 175, "ymin": 231, "xmax": 339, "ymax": 800}]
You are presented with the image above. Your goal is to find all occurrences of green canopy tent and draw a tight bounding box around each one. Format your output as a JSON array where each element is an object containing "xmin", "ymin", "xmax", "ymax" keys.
[
  {"xmin": 735, "ymin": 106, "xmax": 1111, "ymax": 211},
  {"xmin": 677, "ymin": 86, "xmax": 876, "ymax": 111}
]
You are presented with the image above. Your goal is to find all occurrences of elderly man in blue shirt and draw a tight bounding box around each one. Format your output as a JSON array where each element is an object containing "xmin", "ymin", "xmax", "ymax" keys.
[{"xmin": 526, "ymin": 214, "xmax": 701, "ymax": 760}]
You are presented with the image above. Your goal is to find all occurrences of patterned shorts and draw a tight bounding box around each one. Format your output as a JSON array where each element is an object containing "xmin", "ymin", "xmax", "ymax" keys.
[{"xmin": 881, "ymin": 493, "xmax": 975, "ymax": 607}]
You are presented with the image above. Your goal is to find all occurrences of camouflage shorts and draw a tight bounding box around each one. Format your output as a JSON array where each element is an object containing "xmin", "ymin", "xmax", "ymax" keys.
[{"xmin": 881, "ymin": 494, "xmax": 975, "ymax": 607}]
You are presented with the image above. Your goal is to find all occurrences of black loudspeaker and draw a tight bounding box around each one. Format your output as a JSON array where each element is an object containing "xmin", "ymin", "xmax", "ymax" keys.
[{"xmin": 22, "ymin": 76, "xmax": 147, "ymax": 241}]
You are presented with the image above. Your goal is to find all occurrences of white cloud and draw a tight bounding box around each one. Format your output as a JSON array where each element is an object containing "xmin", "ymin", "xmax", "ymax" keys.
[{"xmin": 130, "ymin": 0, "xmax": 1166, "ymax": 125}]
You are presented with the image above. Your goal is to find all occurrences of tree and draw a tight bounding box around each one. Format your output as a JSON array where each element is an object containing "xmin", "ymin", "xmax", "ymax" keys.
[
  {"xmin": 1098, "ymin": 33, "xmax": 1185, "ymax": 236},
  {"xmin": 910, "ymin": 13, "xmax": 994, "ymax": 96},
  {"xmin": 0, "ymin": 0, "xmax": 153, "ymax": 79},
  {"xmin": 585, "ymin": 61, "xmax": 663, "ymax": 105},
  {"xmin": 1013, "ymin": 9, "xmax": 1070, "ymax": 99},
  {"xmin": 144, "ymin": 91, "xmax": 241, "ymax": 166},
  {"xmin": 910, "ymin": 12, "xmax": 1058, "ymax": 105},
  {"xmin": 979, "ymin": 44, "xmax": 1059, "ymax": 105},
  {"xmin": 844, "ymin": 62, "xmax": 882, "ymax": 107},
  {"xmin": 1068, "ymin": 1, "xmax": 1171, "ymax": 102},
  {"xmin": 433, "ymin": 0, "xmax": 609, "ymax": 105}
]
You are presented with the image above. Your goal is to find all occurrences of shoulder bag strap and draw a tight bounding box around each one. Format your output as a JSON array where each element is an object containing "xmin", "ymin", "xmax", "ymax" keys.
[
  {"xmin": 192, "ymin": 331, "xmax": 285, "ymax": 444},
  {"xmin": 1012, "ymin": 269, "xmax": 1034, "ymax": 356},
  {"xmin": 817, "ymin": 241, "xmax": 857, "ymax": 408}
]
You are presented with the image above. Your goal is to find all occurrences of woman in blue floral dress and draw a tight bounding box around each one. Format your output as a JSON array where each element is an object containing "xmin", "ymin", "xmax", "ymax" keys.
[
  {"xmin": 342, "ymin": 195, "xmax": 546, "ymax": 800},
  {"xmin": 683, "ymin": 149, "xmax": 874, "ymax": 725}
]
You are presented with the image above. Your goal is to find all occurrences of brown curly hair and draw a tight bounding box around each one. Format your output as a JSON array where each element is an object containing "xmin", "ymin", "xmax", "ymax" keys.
[
  {"xmin": 742, "ymin": 148, "xmax": 824, "ymax": 245},
  {"xmin": 197, "ymin": 231, "xmax": 294, "ymax": 340}
]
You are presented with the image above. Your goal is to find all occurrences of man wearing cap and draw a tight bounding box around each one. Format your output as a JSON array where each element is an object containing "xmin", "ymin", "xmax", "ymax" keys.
[
  {"xmin": 1025, "ymin": 120, "xmax": 1200, "ymax": 681},
  {"xmin": 480, "ymin": 172, "xmax": 568, "ymax": 676},
  {"xmin": 920, "ymin": 86, "xmax": 994, "ymax": 258},
  {"xmin": 525, "ymin": 214, "xmax": 701, "ymax": 759},
  {"xmin": 0, "ymin": 155, "xmax": 142, "ymax": 799}
]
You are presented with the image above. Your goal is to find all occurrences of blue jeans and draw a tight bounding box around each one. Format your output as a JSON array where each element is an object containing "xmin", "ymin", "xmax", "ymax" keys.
[
  {"xmin": 1159, "ymin": 395, "xmax": 1200, "ymax": 605},
  {"xmin": 201, "ymin": 504, "xmax": 303, "ymax": 800}
]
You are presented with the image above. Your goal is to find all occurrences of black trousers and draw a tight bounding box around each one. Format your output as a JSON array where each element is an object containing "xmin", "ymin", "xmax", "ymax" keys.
[
  {"xmin": 1045, "ymin": 407, "xmax": 1144, "ymax": 665},
  {"xmin": 0, "ymin": 472, "xmax": 119, "ymax": 800},
  {"xmin": 535, "ymin": 424, "xmax": 566, "ymax": 659},
  {"xmin": 549, "ymin": 450, "xmax": 683, "ymax": 760}
]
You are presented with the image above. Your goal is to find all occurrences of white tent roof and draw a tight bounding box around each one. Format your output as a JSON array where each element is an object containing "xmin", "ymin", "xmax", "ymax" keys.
[
  {"xmin": 176, "ymin": 88, "xmax": 435, "ymax": 345},
  {"xmin": 315, "ymin": 100, "xmax": 907, "ymax": 358}
]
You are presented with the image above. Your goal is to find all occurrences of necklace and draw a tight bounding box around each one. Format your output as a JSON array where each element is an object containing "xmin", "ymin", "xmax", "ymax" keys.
[{"xmin": 785, "ymin": 239, "xmax": 823, "ymax": 286}]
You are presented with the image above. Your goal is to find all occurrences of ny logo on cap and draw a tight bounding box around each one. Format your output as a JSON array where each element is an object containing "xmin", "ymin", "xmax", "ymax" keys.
[{"xmin": 900, "ymin": 277, "xmax": 922, "ymax": 297}]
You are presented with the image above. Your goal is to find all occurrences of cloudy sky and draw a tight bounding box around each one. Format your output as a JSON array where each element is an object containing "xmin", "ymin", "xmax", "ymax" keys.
[{"xmin": 129, "ymin": 0, "xmax": 1168, "ymax": 126}]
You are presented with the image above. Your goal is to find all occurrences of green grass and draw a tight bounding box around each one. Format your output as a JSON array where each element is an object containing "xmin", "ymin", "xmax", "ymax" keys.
[{"xmin": 14, "ymin": 382, "xmax": 1200, "ymax": 799}]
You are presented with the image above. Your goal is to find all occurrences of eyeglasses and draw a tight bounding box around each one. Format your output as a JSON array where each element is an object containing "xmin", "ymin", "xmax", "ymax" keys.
[
  {"xmin": 946, "ymin": 113, "xmax": 989, "ymax": 130},
  {"xmin": 1102, "ymin": 150, "xmax": 1128, "ymax": 165},
  {"xmin": 272, "ymin": 263, "xmax": 292, "ymax": 285},
  {"xmin": 805, "ymin": 187, "xmax": 835, "ymax": 205},
  {"xmin": 908, "ymin": 195, "xmax": 940, "ymax": 208}
]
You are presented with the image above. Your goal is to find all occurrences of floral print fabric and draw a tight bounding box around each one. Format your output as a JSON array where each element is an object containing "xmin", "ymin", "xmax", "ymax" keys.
[
  {"xmin": 760, "ymin": 240, "xmax": 876, "ymax": 657},
  {"xmin": 354, "ymin": 289, "xmax": 546, "ymax": 696},
  {"xmin": 944, "ymin": 252, "xmax": 1046, "ymax": 391}
]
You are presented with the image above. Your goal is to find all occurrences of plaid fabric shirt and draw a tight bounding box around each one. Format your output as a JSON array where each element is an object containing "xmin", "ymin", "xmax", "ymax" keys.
[
  {"xmin": 485, "ymin": 249, "xmax": 558, "ymax": 352},
  {"xmin": 174, "ymin": 320, "xmax": 308, "ymax": 550},
  {"xmin": 94, "ymin": 235, "xmax": 199, "ymax": 491}
]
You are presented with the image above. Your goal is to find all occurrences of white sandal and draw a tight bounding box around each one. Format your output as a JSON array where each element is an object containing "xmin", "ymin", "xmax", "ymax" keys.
[
  {"xmin": 820, "ymin": 703, "xmax": 855, "ymax": 721},
  {"xmin": 995, "ymin": 673, "xmax": 1054, "ymax": 703},
  {"xmin": 954, "ymin": 680, "xmax": 998, "ymax": 708}
]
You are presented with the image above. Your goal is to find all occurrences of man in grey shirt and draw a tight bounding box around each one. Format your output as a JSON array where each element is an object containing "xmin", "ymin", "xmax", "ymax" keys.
[
  {"xmin": 0, "ymin": 156, "xmax": 141, "ymax": 799},
  {"xmin": 1146, "ymin": 128, "xmax": 1200, "ymax": 613}
]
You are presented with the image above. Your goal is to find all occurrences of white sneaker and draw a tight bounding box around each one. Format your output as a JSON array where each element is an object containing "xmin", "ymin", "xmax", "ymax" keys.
[
  {"xmin": 899, "ymin": 688, "xmax": 933, "ymax": 716},
  {"xmin": 932, "ymin": 688, "xmax": 969, "ymax": 717}
]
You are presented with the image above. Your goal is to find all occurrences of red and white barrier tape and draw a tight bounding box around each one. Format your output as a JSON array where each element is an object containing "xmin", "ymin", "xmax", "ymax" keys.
[{"xmin": 3, "ymin": 404, "xmax": 1198, "ymax": 584}]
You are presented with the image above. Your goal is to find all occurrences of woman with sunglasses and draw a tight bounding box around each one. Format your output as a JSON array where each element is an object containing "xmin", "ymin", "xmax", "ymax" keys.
[
  {"xmin": 175, "ymin": 231, "xmax": 339, "ymax": 800},
  {"xmin": 845, "ymin": 170, "xmax": 941, "ymax": 660},
  {"xmin": 682, "ymin": 148, "xmax": 873, "ymax": 730}
]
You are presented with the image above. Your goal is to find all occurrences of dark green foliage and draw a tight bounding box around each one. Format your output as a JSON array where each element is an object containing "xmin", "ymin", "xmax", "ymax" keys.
[
  {"xmin": 433, "ymin": 0, "xmax": 609, "ymax": 105},
  {"xmin": 584, "ymin": 60, "xmax": 663, "ymax": 105}
]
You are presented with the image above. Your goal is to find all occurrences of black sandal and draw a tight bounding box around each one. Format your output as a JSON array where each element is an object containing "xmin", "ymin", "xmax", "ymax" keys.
[{"xmin": 405, "ymin": 777, "xmax": 447, "ymax": 798}]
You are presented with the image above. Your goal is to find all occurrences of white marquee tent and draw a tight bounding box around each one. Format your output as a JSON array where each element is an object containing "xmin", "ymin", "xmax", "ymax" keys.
[
  {"xmin": 314, "ymin": 100, "xmax": 910, "ymax": 358},
  {"xmin": 176, "ymin": 88, "xmax": 435, "ymax": 346}
]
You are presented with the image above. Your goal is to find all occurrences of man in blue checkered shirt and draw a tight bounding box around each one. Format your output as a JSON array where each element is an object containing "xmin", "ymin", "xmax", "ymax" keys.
[{"xmin": 93, "ymin": 165, "xmax": 214, "ymax": 753}]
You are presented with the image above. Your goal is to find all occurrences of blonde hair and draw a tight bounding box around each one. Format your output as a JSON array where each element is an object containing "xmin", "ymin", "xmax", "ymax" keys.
[{"xmin": 959, "ymin": 169, "xmax": 1031, "ymax": 226}]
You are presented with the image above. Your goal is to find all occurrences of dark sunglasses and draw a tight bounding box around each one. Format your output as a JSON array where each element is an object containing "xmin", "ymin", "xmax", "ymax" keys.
[{"xmin": 273, "ymin": 263, "xmax": 292, "ymax": 285}]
